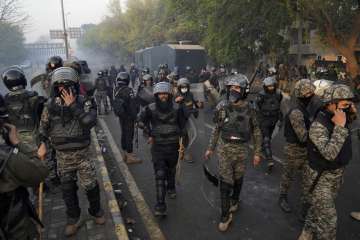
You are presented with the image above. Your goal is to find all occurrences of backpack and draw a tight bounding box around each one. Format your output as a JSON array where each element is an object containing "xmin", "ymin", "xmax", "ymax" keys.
[{"xmin": 113, "ymin": 87, "xmax": 127, "ymax": 117}]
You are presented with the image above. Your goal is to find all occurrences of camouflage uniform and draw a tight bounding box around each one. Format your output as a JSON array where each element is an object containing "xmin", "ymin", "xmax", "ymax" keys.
[
  {"xmin": 303, "ymin": 121, "xmax": 349, "ymax": 240},
  {"xmin": 279, "ymin": 79, "xmax": 316, "ymax": 212},
  {"xmin": 209, "ymin": 100, "xmax": 262, "ymax": 183},
  {"xmin": 208, "ymin": 99, "xmax": 262, "ymax": 224},
  {"xmin": 301, "ymin": 84, "xmax": 354, "ymax": 240},
  {"xmin": 94, "ymin": 76, "xmax": 109, "ymax": 114},
  {"xmin": 39, "ymin": 67, "xmax": 103, "ymax": 225}
]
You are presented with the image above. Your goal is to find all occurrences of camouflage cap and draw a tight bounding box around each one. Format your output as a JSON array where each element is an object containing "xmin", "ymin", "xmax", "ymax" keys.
[
  {"xmin": 322, "ymin": 84, "xmax": 354, "ymax": 103},
  {"xmin": 294, "ymin": 79, "xmax": 316, "ymax": 98},
  {"xmin": 225, "ymin": 74, "xmax": 248, "ymax": 88},
  {"xmin": 313, "ymin": 79, "xmax": 333, "ymax": 98}
]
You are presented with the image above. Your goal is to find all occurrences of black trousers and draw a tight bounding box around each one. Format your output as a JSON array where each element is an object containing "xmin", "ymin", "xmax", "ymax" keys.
[
  {"xmin": 119, "ymin": 117, "xmax": 135, "ymax": 153},
  {"xmin": 151, "ymin": 143, "xmax": 179, "ymax": 191}
]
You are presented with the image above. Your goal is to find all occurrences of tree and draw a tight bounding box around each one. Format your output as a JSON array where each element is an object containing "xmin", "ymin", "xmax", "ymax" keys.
[
  {"xmin": 291, "ymin": 0, "xmax": 360, "ymax": 79},
  {"xmin": 166, "ymin": 0, "xmax": 291, "ymax": 68},
  {"xmin": 0, "ymin": 0, "xmax": 28, "ymax": 25},
  {"xmin": 0, "ymin": 22, "xmax": 26, "ymax": 65}
]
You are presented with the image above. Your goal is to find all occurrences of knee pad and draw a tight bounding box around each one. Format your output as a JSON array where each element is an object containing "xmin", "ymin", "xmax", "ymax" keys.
[{"xmin": 155, "ymin": 169, "xmax": 166, "ymax": 180}]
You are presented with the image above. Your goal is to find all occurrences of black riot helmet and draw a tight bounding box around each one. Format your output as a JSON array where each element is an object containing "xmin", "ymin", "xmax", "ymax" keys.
[
  {"xmin": 0, "ymin": 94, "xmax": 8, "ymax": 120},
  {"xmin": 2, "ymin": 67, "xmax": 27, "ymax": 91},
  {"xmin": 142, "ymin": 67, "xmax": 150, "ymax": 75},
  {"xmin": 46, "ymin": 56, "xmax": 63, "ymax": 73},
  {"xmin": 116, "ymin": 72, "xmax": 130, "ymax": 86},
  {"xmin": 51, "ymin": 67, "xmax": 80, "ymax": 98}
]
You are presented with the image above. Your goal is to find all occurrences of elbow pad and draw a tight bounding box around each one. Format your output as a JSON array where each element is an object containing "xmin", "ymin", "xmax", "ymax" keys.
[{"xmin": 79, "ymin": 112, "xmax": 97, "ymax": 129}]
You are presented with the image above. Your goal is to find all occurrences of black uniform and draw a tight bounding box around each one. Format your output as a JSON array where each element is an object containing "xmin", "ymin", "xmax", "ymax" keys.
[
  {"xmin": 129, "ymin": 66, "xmax": 139, "ymax": 88},
  {"xmin": 256, "ymin": 89, "xmax": 282, "ymax": 167},
  {"xmin": 138, "ymin": 100, "xmax": 187, "ymax": 214},
  {"xmin": 137, "ymin": 85, "xmax": 155, "ymax": 107},
  {"xmin": 113, "ymin": 84, "xmax": 139, "ymax": 154}
]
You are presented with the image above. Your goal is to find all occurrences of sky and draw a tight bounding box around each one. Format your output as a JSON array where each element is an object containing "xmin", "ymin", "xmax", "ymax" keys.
[{"xmin": 22, "ymin": 0, "xmax": 125, "ymax": 43}]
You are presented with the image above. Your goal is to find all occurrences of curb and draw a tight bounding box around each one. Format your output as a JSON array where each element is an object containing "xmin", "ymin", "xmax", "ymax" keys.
[
  {"xmin": 91, "ymin": 130, "xmax": 129, "ymax": 240},
  {"xmin": 99, "ymin": 118, "xmax": 166, "ymax": 240}
]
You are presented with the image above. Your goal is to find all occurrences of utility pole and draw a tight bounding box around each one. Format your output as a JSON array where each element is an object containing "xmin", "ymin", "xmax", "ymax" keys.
[{"xmin": 60, "ymin": 0, "xmax": 69, "ymax": 60}]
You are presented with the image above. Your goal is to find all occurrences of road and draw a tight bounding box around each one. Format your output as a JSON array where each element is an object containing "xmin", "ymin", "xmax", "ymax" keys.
[{"xmin": 99, "ymin": 99, "xmax": 360, "ymax": 240}]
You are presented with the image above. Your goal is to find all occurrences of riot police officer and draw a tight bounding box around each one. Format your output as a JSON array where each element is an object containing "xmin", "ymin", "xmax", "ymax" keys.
[
  {"xmin": 37, "ymin": 67, "xmax": 105, "ymax": 237},
  {"xmin": 113, "ymin": 72, "xmax": 141, "ymax": 164},
  {"xmin": 299, "ymin": 84, "xmax": 356, "ymax": 240},
  {"xmin": 256, "ymin": 76, "xmax": 283, "ymax": 173},
  {"xmin": 137, "ymin": 74, "xmax": 155, "ymax": 107},
  {"xmin": 0, "ymin": 94, "xmax": 49, "ymax": 240},
  {"xmin": 1, "ymin": 68, "xmax": 54, "ymax": 184},
  {"xmin": 175, "ymin": 78, "xmax": 203, "ymax": 118},
  {"xmin": 157, "ymin": 69, "xmax": 168, "ymax": 83},
  {"xmin": 129, "ymin": 63, "xmax": 139, "ymax": 88},
  {"xmin": 109, "ymin": 65, "xmax": 118, "ymax": 85},
  {"xmin": 138, "ymin": 82, "xmax": 188, "ymax": 216},
  {"xmin": 175, "ymin": 78, "xmax": 203, "ymax": 163},
  {"xmin": 94, "ymin": 71, "xmax": 110, "ymax": 115},
  {"xmin": 204, "ymin": 74, "xmax": 262, "ymax": 232},
  {"xmin": 43, "ymin": 56, "xmax": 64, "ymax": 98},
  {"xmin": 279, "ymin": 79, "xmax": 316, "ymax": 214},
  {"xmin": 46, "ymin": 56, "xmax": 64, "ymax": 75}
]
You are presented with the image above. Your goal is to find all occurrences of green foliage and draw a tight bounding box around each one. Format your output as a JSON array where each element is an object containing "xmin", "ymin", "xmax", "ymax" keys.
[
  {"xmin": 79, "ymin": 0, "xmax": 291, "ymax": 66},
  {"xmin": 0, "ymin": 22, "xmax": 26, "ymax": 65},
  {"xmin": 294, "ymin": 0, "xmax": 359, "ymax": 43}
]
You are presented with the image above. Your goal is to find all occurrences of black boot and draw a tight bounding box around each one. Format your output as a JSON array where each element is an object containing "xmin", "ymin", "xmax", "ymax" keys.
[
  {"xmin": 230, "ymin": 177, "xmax": 243, "ymax": 213},
  {"xmin": 61, "ymin": 180, "xmax": 81, "ymax": 224},
  {"xmin": 278, "ymin": 194, "xmax": 291, "ymax": 213},
  {"xmin": 86, "ymin": 183, "xmax": 103, "ymax": 217},
  {"xmin": 218, "ymin": 181, "xmax": 232, "ymax": 232},
  {"xmin": 155, "ymin": 179, "xmax": 167, "ymax": 216}
]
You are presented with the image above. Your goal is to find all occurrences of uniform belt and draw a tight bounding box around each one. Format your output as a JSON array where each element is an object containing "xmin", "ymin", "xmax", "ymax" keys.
[{"xmin": 221, "ymin": 136, "xmax": 247, "ymax": 144}]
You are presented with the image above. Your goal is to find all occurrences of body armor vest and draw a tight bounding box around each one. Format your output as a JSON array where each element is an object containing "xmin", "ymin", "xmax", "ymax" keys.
[
  {"xmin": 5, "ymin": 91, "xmax": 39, "ymax": 133},
  {"xmin": 220, "ymin": 103, "xmax": 251, "ymax": 143},
  {"xmin": 284, "ymin": 104, "xmax": 310, "ymax": 146},
  {"xmin": 259, "ymin": 90, "xmax": 281, "ymax": 116},
  {"xmin": 308, "ymin": 110, "xmax": 352, "ymax": 171},
  {"xmin": 95, "ymin": 77, "xmax": 108, "ymax": 91},
  {"xmin": 137, "ymin": 86, "xmax": 155, "ymax": 106},
  {"xmin": 47, "ymin": 97, "xmax": 91, "ymax": 151},
  {"xmin": 148, "ymin": 103, "xmax": 180, "ymax": 145}
]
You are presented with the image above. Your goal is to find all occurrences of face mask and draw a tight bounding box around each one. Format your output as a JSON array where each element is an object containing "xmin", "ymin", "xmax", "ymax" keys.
[
  {"xmin": 337, "ymin": 104, "xmax": 357, "ymax": 123},
  {"xmin": 180, "ymin": 88, "xmax": 188, "ymax": 94},
  {"xmin": 229, "ymin": 89, "xmax": 243, "ymax": 103},
  {"xmin": 298, "ymin": 96, "xmax": 313, "ymax": 106}
]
